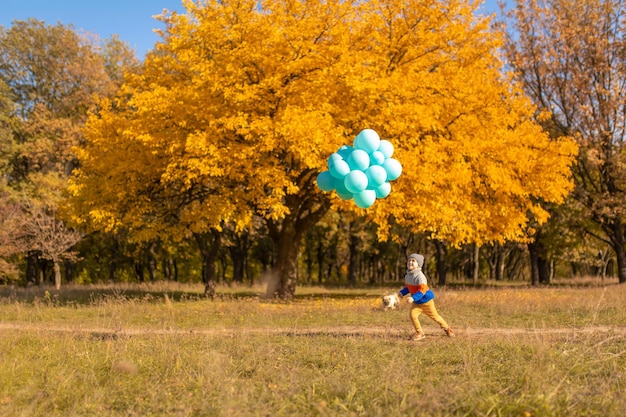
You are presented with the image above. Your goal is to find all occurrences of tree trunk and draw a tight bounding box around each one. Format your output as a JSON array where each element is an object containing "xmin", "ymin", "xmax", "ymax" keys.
[
  {"xmin": 495, "ymin": 244, "xmax": 505, "ymax": 281},
  {"xmin": 539, "ymin": 257, "xmax": 551, "ymax": 284},
  {"xmin": 53, "ymin": 260, "xmax": 61, "ymax": 290},
  {"xmin": 232, "ymin": 253, "xmax": 245, "ymax": 283},
  {"xmin": 472, "ymin": 244, "xmax": 480, "ymax": 285},
  {"xmin": 109, "ymin": 239, "xmax": 119, "ymax": 283},
  {"xmin": 161, "ymin": 254, "xmax": 178, "ymax": 281},
  {"xmin": 228, "ymin": 233, "xmax": 248, "ymax": 284},
  {"xmin": 194, "ymin": 230, "xmax": 221, "ymax": 298},
  {"xmin": 598, "ymin": 248, "xmax": 610, "ymax": 280},
  {"xmin": 162, "ymin": 257, "xmax": 171, "ymax": 280},
  {"xmin": 304, "ymin": 237, "xmax": 313, "ymax": 285},
  {"xmin": 316, "ymin": 241, "xmax": 324, "ymax": 284},
  {"xmin": 347, "ymin": 232, "xmax": 358, "ymax": 286},
  {"xmin": 26, "ymin": 251, "xmax": 39, "ymax": 285},
  {"xmin": 63, "ymin": 260, "xmax": 75, "ymax": 284},
  {"xmin": 147, "ymin": 242, "xmax": 157, "ymax": 282},
  {"xmin": 528, "ymin": 241, "xmax": 540, "ymax": 286},
  {"xmin": 605, "ymin": 219, "xmax": 626, "ymax": 284},
  {"xmin": 613, "ymin": 243, "xmax": 626, "ymax": 284},
  {"xmin": 267, "ymin": 223, "xmax": 301, "ymax": 298},
  {"xmin": 528, "ymin": 231, "xmax": 550, "ymax": 285},
  {"xmin": 433, "ymin": 239, "xmax": 447, "ymax": 286},
  {"xmin": 37, "ymin": 259, "xmax": 47, "ymax": 285},
  {"xmin": 134, "ymin": 262, "xmax": 145, "ymax": 283},
  {"xmin": 265, "ymin": 184, "xmax": 330, "ymax": 299}
]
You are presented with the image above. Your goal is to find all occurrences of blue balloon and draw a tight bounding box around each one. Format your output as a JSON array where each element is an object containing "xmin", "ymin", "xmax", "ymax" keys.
[
  {"xmin": 377, "ymin": 140, "xmax": 394, "ymax": 158},
  {"xmin": 329, "ymin": 159, "xmax": 350, "ymax": 179},
  {"xmin": 375, "ymin": 182, "xmax": 391, "ymax": 198},
  {"xmin": 316, "ymin": 171, "xmax": 335, "ymax": 192},
  {"xmin": 328, "ymin": 152, "xmax": 343, "ymax": 161},
  {"xmin": 354, "ymin": 129, "xmax": 381, "ymax": 154},
  {"xmin": 353, "ymin": 135, "xmax": 362, "ymax": 150},
  {"xmin": 334, "ymin": 178, "xmax": 354, "ymax": 200},
  {"xmin": 337, "ymin": 145, "xmax": 353, "ymax": 160},
  {"xmin": 365, "ymin": 165, "xmax": 387, "ymax": 187},
  {"xmin": 337, "ymin": 190, "xmax": 354, "ymax": 200},
  {"xmin": 320, "ymin": 130, "xmax": 398, "ymax": 206},
  {"xmin": 382, "ymin": 158, "xmax": 402, "ymax": 181},
  {"xmin": 327, "ymin": 153, "xmax": 345, "ymax": 173},
  {"xmin": 369, "ymin": 150, "xmax": 385, "ymax": 165},
  {"xmin": 344, "ymin": 170, "xmax": 368, "ymax": 193},
  {"xmin": 354, "ymin": 189, "xmax": 377, "ymax": 208},
  {"xmin": 347, "ymin": 149, "xmax": 370, "ymax": 171}
]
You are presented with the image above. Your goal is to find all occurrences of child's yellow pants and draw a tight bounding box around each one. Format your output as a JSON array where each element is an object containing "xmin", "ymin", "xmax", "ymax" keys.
[{"xmin": 410, "ymin": 299, "xmax": 449, "ymax": 334}]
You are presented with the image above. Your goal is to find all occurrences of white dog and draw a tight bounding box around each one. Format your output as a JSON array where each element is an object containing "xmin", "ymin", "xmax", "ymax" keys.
[{"xmin": 382, "ymin": 293, "xmax": 400, "ymax": 310}]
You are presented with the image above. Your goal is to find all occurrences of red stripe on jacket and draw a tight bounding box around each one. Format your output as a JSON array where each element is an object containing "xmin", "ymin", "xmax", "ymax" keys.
[{"xmin": 406, "ymin": 283, "xmax": 429, "ymax": 295}]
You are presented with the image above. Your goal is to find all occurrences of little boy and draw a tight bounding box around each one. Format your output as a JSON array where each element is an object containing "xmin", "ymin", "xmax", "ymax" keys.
[{"xmin": 399, "ymin": 253, "xmax": 455, "ymax": 341}]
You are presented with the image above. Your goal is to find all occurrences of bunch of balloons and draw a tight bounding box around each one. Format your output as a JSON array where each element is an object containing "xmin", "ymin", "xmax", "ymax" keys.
[{"xmin": 316, "ymin": 129, "xmax": 402, "ymax": 209}]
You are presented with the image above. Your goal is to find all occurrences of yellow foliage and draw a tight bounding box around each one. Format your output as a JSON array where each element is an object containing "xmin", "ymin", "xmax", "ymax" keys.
[{"xmin": 68, "ymin": 0, "xmax": 577, "ymax": 246}]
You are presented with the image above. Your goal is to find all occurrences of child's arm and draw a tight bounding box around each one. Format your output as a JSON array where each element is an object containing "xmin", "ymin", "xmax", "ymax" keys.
[{"xmin": 408, "ymin": 288, "xmax": 434, "ymax": 304}]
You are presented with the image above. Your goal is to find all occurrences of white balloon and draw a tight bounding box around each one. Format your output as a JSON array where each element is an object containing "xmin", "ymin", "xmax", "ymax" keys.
[
  {"xmin": 382, "ymin": 158, "xmax": 402, "ymax": 181},
  {"xmin": 354, "ymin": 129, "xmax": 381, "ymax": 154},
  {"xmin": 377, "ymin": 140, "xmax": 394, "ymax": 158}
]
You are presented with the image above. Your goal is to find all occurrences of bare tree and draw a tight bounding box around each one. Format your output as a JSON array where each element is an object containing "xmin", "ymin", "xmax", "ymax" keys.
[{"xmin": 21, "ymin": 204, "xmax": 83, "ymax": 289}]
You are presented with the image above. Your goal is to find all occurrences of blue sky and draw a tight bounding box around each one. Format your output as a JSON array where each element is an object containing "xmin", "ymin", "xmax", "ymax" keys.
[
  {"xmin": 2, "ymin": 0, "xmax": 507, "ymax": 60},
  {"xmin": 1, "ymin": 0, "xmax": 184, "ymax": 59}
]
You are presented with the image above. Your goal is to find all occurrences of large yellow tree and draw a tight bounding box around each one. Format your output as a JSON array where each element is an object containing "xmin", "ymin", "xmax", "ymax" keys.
[{"xmin": 69, "ymin": 0, "xmax": 577, "ymax": 298}]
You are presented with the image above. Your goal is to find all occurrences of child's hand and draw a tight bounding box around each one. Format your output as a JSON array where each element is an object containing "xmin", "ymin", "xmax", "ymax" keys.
[{"xmin": 406, "ymin": 297, "xmax": 414, "ymax": 304}]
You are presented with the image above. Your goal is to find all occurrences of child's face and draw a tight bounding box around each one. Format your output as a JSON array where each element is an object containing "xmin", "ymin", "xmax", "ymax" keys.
[{"xmin": 407, "ymin": 258, "xmax": 418, "ymax": 271}]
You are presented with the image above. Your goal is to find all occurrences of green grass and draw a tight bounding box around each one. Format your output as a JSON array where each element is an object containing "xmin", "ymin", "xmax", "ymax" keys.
[{"xmin": 1, "ymin": 282, "xmax": 625, "ymax": 416}]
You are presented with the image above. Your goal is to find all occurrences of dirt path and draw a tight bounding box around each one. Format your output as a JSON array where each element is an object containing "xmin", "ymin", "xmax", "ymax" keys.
[{"xmin": 1, "ymin": 322, "xmax": 625, "ymax": 339}]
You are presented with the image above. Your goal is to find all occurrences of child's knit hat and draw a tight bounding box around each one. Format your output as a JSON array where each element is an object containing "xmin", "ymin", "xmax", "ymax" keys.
[{"xmin": 408, "ymin": 253, "xmax": 424, "ymax": 268}]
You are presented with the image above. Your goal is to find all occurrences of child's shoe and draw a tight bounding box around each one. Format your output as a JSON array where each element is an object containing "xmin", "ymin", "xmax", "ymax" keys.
[
  {"xmin": 444, "ymin": 327, "xmax": 455, "ymax": 338},
  {"xmin": 408, "ymin": 332, "xmax": 426, "ymax": 341}
]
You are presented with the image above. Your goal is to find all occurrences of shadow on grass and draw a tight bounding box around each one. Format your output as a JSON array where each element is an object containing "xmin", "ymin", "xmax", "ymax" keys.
[
  {"xmin": 1, "ymin": 276, "xmax": 619, "ymax": 306},
  {"xmin": 0, "ymin": 285, "xmax": 206, "ymax": 305},
  {"xmin": 17, "ymin": 325, "xmax": 411, "ymax": 341},
  {"xmin": 0, "ymin": 284, "xmax": 376, "ymax": 306}
]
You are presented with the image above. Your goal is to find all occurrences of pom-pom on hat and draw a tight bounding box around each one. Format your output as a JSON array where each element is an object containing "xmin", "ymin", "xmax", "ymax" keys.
[{"xmin": 408, "ymin": 253, "xmax": 424, "ymax": 268}]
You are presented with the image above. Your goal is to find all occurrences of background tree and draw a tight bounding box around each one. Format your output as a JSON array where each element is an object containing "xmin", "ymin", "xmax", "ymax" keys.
[
  {"xmin": 69, "ymin": 0, "xmax": 577, "ymax": 298},
  {"xmin": 0, "ymin": 79, "xmax": 22, "ymax": 281},
  {"xmin": 19, "ymin": 204, "xmax": 83, "ymax": 289},
  {"xmin": 0, "ymin": 200, "xmax": 25, "ymax": 282},
  {"xmin": 503, "ymin": 0, "xmax": 626, "ymax": 283},
  {"xmin": 0, "ymin": 19, "xmax": 139, "ymax": 287}
]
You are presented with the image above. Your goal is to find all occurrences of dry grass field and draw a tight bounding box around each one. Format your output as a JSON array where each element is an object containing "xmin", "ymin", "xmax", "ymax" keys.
[{"xmin": 1, "ymin": 281, "xmax": 625, "ymax": 416}]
